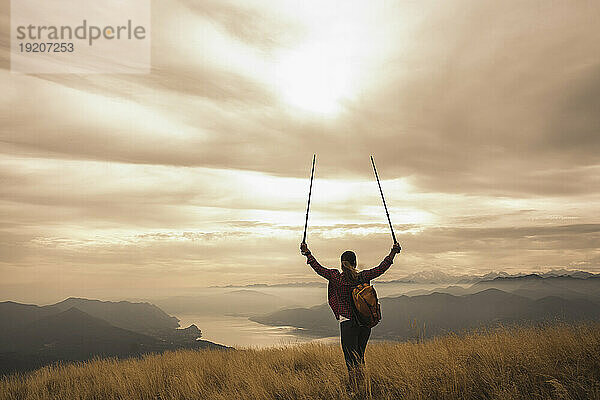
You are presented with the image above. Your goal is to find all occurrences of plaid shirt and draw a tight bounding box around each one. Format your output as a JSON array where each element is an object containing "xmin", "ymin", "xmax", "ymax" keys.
[{"xmin": 306, "ymin": 253, "xmax": 394, "ymax": 320}]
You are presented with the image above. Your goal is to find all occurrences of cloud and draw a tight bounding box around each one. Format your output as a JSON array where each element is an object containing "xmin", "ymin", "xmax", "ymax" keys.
[
  {"xmin": 179, "ymin": 0, "xmax": 304, "ymax": 51},
  {"xmin": 1, "ymin": 0, "xmax": 599, "ymax": 301},
  {"xmin": 2, "ymin": 0, "xmax": 598, "ymax": 197}
]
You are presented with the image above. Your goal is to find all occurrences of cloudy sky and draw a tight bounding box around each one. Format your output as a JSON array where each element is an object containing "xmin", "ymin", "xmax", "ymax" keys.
[{"xmin": 1, "ymin": 0, "xmax": 599, "ymax": 303}]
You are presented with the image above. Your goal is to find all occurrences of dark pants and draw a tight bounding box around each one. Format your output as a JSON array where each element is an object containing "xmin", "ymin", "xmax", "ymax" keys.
[{"xmin": 340, "ymin": 319, "xmax": 371, "ymax": 371}]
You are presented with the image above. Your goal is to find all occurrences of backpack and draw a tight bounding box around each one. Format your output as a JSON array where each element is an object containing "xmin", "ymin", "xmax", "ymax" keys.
[{"xmin": 350, "ymin": 283, "xmax": 381, "ymax": 328}]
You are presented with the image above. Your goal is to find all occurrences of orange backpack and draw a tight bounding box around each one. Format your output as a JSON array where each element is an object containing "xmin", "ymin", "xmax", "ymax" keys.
[{"xmin": 351, "ymin": 283, "xmax": 381, "ymax": 328}]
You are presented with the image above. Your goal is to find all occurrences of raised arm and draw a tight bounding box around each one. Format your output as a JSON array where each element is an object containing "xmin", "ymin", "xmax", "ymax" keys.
[
  {"xmin": 300, "ymin": 243, "xmax": 338, "ymax": 281},
  {"xmin": 361, "ymin": 243, "xmax": 401, "ymax": 281}
]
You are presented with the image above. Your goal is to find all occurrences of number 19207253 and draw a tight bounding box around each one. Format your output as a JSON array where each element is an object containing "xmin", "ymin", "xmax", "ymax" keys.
[{"xmin": 19, "ymin": 42, "xmax": 74, "ymax": 52}]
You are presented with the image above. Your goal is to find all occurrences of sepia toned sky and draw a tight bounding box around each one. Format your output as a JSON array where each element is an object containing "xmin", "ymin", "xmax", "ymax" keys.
[{"xmin": 1, "ymin": 0, "xmax": 599, "ymax": 303}]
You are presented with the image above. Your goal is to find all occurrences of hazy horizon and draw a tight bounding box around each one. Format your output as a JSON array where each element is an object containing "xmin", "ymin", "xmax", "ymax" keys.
[
  {"xmin": 2, "ymin": 0, "xmax": 599, "ymax": 302},
  {"xmin": 1, "ymin": 267, "xmax": 596, "ymax": 306}
]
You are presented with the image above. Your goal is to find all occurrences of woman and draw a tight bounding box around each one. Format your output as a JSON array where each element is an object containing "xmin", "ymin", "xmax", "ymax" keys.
[{"xmin": 299, "ymin": 241, "xmax": 401, "ymax": 393}]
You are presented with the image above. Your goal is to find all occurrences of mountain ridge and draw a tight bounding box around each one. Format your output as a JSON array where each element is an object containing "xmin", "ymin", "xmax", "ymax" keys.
[
  {"xmin": 0, "ymin": 300, "xmax": 228, "ymax": 375},
  {"xmin": 252, "ymin": 282, "xmax": 600, "ymax": 340}
]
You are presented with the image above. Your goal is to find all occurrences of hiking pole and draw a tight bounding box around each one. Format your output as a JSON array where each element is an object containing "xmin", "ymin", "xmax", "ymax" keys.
[
  {"xmin": 302, "ymin": 154, "xmax": 316, "ymax": 244},
  {"xmin": 370, "ymin": 156, "xmax": 398, "ymax": 245}
]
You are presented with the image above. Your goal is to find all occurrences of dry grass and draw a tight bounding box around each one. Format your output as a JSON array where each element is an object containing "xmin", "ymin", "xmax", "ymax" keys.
[{"xmin": 1, "ymin": 323, "xmax": 600, "ymax": 400}]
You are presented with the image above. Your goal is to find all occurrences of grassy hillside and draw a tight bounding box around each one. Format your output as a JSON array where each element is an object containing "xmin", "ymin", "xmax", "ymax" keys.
[{"xmin": 1, "ymin": 323, "xmax": 599, "ymax": 400}]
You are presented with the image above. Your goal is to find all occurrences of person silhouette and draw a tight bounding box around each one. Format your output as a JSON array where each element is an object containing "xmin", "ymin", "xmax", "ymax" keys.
[{"xmin": 300, "ymin": 241, "xmax": 401, "ymax": 394}]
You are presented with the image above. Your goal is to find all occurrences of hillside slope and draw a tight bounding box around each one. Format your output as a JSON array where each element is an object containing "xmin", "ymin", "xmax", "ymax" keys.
[
  {"xmin": 252, "ymin": 288, "xmax": 600, "ymax": 339},
  {"xmin": 0, "ymin": 301, "xmax": 227, "ymax": 375},
  {"xmin": 52, "ymin": 298, "xmax": 179, "ymax": 335},
  {"xmin": 1, "ymin": 323, "xmax": 599, "ymax": 400}
]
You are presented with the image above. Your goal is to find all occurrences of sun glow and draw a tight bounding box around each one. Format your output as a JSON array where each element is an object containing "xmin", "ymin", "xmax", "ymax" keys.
[
  {"xmin": 272, "ymin": 2, "xmax": 382, "ymax": 116},
  {"xmin": 275, "ymin": 43, "xmax": 358, "ymax": 115}
]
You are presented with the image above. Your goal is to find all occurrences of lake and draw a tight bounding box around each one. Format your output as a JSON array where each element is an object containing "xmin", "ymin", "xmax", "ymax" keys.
[
  {"xmin": 176, "ymin": 314, "xmax": 339, "ymax": 348},
  {"xmin": 166, "ymin": 282, "xmax": 463, "ymax": 348}
]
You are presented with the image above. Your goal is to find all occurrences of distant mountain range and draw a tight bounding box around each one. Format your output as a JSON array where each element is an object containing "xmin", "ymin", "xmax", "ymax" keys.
[
  {"xmin": 212, "ymin": 282, "xmax": 326, "ymax": 288},
  {"xmin": 380, "ymin": 269, "xmax": 600, "ymax": 284},
  {"xmin": 154, "ymin": 289, "xmax": 293, "ymax": 316},
  {"xmin": 0, "ymin": 298, "xmax": 227, "ymax": 375},
  {"xmin": 251, "ymin": 274, "xmax": 600, "ymax": 339},
  {"xmin": 4, "ymin": 272, "xmax": 599, "ymax": 375},
  {"xmin": 211, "ymin": 269, "xmax": 599, "ymax": 287},
  {"xmin": 406, "ymin": 274, "xmax": 600, "ymax": 302}
]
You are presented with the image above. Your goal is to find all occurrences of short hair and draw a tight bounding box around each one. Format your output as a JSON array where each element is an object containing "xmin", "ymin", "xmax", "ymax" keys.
[{"xmin": 341, "ymin": 250, "xmax": 356, "ymax": 267}]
